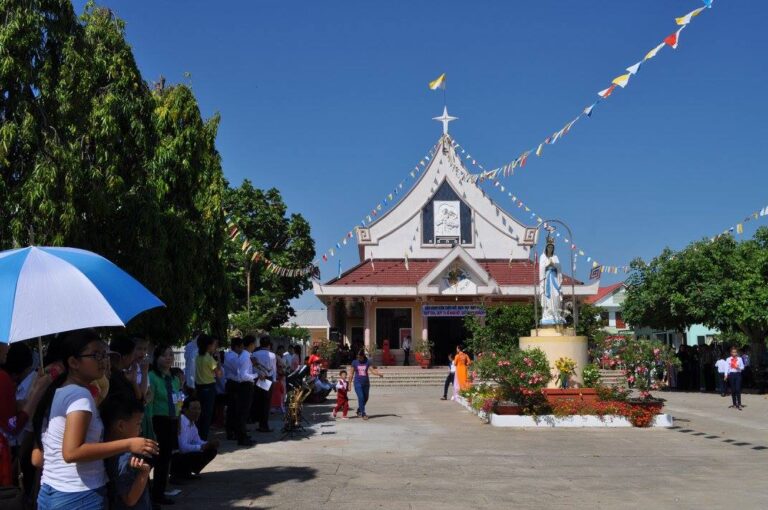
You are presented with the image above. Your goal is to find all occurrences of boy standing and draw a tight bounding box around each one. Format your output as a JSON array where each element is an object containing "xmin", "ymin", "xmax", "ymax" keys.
[
  {"xmin": 715, "ymin": 352, "xmax": 728, "ymax": 397},
  {"xmin": 332, "ymin": 370, "xmax": 350, "ymax": 419},
  {"xmin": 102, "ymin": 397, "xmax": 153, "ymax": 510},
  {"xmin": 724, "ymin": 347, "xmax": 744, "ymax": 410}
]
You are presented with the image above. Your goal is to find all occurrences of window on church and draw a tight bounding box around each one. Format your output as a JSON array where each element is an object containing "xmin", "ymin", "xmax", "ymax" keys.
[{"xmin": 375, "ymin": 308, "xmax": 412, "ymax": 349}]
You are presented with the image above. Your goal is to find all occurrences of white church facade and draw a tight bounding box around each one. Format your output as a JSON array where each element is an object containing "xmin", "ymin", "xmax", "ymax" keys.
[{"xmin": 313, "ymin": 109, "xmax": 598, "ymax": 362}]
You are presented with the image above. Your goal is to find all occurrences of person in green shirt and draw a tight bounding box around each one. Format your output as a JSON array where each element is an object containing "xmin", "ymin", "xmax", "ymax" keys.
[
  {"xmin": 194, "ymin": 334, "xmax": 221, "ymax": 441},
  {"xmin": 148, "ymin": 345, "xmax": 181, "ymax": 505}
]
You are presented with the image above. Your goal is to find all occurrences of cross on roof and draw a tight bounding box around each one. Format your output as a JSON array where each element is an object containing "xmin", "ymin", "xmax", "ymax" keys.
[{"xmin": 433, "ymin": 106, "xmax": 457, "ymax": 135}]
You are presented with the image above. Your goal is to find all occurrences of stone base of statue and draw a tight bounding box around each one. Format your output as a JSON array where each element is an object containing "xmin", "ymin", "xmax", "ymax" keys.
[{"xmin": 519, "ymin": 325, "xmax": 589, "ymax": 388}]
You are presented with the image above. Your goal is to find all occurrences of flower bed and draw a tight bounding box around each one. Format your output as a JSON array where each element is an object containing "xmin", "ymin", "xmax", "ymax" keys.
[
  {"xmin": 455, "ymin": 395, "xmax": 672, "ymax": 428},
  {"xmin": 458, "ymin": 343, "xmax": 673, "ymax": 428}
]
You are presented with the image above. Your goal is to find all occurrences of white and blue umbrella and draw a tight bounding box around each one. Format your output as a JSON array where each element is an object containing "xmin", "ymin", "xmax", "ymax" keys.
[{"xmin": 0, "ymin": 246, "xmax": 164, "ymax": 344}]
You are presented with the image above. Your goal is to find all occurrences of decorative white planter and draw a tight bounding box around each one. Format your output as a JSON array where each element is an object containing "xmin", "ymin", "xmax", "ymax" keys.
[
  {"xmin": 455, "ymin": 396, "xmax": 673, "ymax": 428},
  {"xmin": 490, "ymin": 413, "xmax": 673, "ymax": 428}
]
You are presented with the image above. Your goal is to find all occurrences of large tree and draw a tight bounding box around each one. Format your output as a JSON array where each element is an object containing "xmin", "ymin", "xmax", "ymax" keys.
[
  {"xmin": 624, "ymin": 228, "xmax": 768, "ymax": 391},
  {"xmin": 223, "ymin": 180, "xmax": 315, "ymax": 332},
  {"xmin": 1, "ymin": 1, "xmax": 230, "ymax": 342}
]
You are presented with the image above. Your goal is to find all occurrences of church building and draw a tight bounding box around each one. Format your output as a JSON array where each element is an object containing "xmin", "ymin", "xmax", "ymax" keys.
[{"xmin": 313, "ymin": 109, "xmax": 599, "ymax": 362}]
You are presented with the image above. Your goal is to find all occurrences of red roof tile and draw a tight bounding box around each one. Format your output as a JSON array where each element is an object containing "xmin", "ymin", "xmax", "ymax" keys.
[
  {"xmin": 326, "ymin": 259, "xmax": 580, "ymax": 286},
  {"xmin": 584, "ymin": 282, "xmax": 625, "ymax": 304}
]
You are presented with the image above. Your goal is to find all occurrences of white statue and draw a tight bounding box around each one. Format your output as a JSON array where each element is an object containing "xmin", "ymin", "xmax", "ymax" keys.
[{"xmin": 539, "ymin": 236, "xmax": 565, "ymax": 325}]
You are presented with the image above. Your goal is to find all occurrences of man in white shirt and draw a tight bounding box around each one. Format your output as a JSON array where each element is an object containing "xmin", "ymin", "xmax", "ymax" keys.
[
  {"xmin": 282, "ymin": 346, "xmax": 293, "ymax": 370},
  {"xmin": 171, "ymin": 398, "xmax": 219, "ymax": 481},
  {"xmin": 223, "ymin": 338, "xmax": 243, "ymax": 441},
  {"xmin": 402, "ymin": 336, "xmax": 412, "ymax": 366},
  {"xmin": 251, "ymin": 337, "xmax": 276, "ymax": 432},
  {"xmin": 714, "ymin": 352, "xmax": 728, "ymax": 397},
  {"xmin": 184, "ymin": 330, "xmax": 202, "ymax": 394},
  {"xmin": 724, "ymin": 347, "xmax": 745, "ymax": 410}
]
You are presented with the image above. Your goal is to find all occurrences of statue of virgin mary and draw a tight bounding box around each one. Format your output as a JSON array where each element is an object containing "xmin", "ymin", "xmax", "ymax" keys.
[{"xmin": 539, "ymin": 236, "xmax": 565, "ymax": 325}]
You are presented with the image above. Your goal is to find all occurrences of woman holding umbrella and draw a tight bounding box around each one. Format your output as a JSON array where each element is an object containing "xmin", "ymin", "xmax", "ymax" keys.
[{"xmin": 33, "ymin": 329, "xmax": 159, "ymax": 509}]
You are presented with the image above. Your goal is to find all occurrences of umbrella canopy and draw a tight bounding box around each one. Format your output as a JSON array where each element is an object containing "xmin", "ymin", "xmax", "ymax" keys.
[{"xmin": 0, "ymin": 246, "xmax": 164, "ymax": 344}]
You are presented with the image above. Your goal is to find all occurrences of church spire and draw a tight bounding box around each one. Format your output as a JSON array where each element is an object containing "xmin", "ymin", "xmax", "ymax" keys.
[{"xmin": 433, "ymin": 106, "xmax": 457, "ymax": 135}]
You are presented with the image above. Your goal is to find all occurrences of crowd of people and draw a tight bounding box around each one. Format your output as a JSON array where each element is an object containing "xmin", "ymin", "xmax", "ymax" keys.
[
  {"xmin": 0, "ymin": 329, "xmax": 390, "ymax": 509},
  {"xmin": 0, "ymin": 329, "xmax": 335, "ymax": 510},
  {"xmin": 666, "ymin": 343, "xmax": 759, "ymax": 409}
]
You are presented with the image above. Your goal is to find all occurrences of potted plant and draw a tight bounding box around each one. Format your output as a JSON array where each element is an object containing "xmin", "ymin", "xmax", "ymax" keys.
[
  {"xmin": 554, "ymin": 357, "xmax": 577, "ymax": 389},
  {"xmin": 413, "ymin": 338, "xmax": 433, "ymax": 368}
]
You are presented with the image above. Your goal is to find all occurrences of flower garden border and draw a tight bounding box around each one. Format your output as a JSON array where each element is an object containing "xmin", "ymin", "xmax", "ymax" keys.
[{"xmin": 454, "ymin": 396, "xmax": 673, "ymax": 428}]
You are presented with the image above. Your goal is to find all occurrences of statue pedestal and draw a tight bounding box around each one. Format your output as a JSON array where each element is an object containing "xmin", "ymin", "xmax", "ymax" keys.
[{"xmin": 520, "ymin": 325, "xmax": 588, "ymax": 388}]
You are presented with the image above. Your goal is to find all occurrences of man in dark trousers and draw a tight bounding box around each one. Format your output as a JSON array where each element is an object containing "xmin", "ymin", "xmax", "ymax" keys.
[
  {"xmin": 252, "ymin": 337, "xmax": 276, "ymax": 432},
  {"xmin": 402, "ymin": 335, "xmax": 412, "ymax": 366}
]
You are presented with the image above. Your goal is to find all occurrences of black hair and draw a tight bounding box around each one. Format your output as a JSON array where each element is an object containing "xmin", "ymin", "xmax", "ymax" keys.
[
  {"xmin": 259, "ymin": 336, "xmax": 271, "ymax": 348},
  {"xmin": 151, "ymin": 344, "xmax": 173, "ymax": 375},
  {"xmin": 110, "ymin": 334, "xmax": 136, "ymax": 361},
  {"xmin": 182, "ymin": 396, "xmax": 199, "ymax": 411},
  {"xmin": 100, "ymin": 395, "xmax": 144, "ymax": 431},
  {"xmin": 276, "ymin": 344, "xmax": 284, "ymax": 352},
  {"xmin": 243, "ymin": 335, "xmax": 257, "ymax": 349},
  {"xmin": 33, "ymin": 329, "xmax": 103, "ymax": 445},
  {"xmin": 293, "ymin": 345, "xmax": 301, "ymax": 355},
  {"xmin": 170, "ymin": 366, "xmax": 184, "ymax": 379},
  {"xmin": 230, "ymin": 337, "xmax": 244, "ymax": 349},
  {"xmin": 357, "ymin": 349, "xmax": 368, "ymax": 362},
  {"xmin": 2, "ymin": 343, "xmax": 33, "ymax": 376},
  {"xmin": 43, "ymin": 334, "xmax": 65, "ymax": 367},
  {"xmin": 197, "ymin": 334, "xmax": 215, "ymax": 356}
]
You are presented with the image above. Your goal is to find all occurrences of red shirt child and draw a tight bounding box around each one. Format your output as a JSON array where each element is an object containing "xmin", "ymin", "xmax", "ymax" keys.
[{"xmin": 332, "ymin": 370, "xmax": 349, "ymax": 419}]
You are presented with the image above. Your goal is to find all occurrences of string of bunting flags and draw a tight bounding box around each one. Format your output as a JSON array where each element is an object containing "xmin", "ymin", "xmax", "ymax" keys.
[
  {"xmin": 468, "ymin": 0, "xmax": 715, "ymax": 184},
  {"xmin": 312, "ymin": 0, "xmax": 716, "ymax": 272},
  {"xmin": 316, "ymin": 141, "xmax": 441, "ymax": 264},
  {"xmin": 224, "ymin": 211, "xmax": 318, "ymax": 278}
]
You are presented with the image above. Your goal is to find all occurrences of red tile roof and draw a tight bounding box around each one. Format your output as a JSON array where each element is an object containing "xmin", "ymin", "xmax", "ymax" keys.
[
  {"xmin": 326, "ymin": 259, "xmax": 581, "ymax": 286},
  {"xmin": 584, "ymin": 282, "xmax": 625, "ymax": 304}
]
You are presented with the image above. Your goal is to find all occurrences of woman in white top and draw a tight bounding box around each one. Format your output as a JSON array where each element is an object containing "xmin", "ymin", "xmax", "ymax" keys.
[{"xmin": 33, "ymin": 329, "xmax": 159, "ymax": 510}]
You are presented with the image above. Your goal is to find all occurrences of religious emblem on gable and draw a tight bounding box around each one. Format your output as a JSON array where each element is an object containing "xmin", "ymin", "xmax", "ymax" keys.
[
  {"xmin": 434, "ymin": 201, "xmax": 460, "ymax": 237},
  {"xmin": 520, "ymin": 227, "xmax": 538, "ymax": 246},
  {"xmin": 443, "ymin": 264, "xmax": 471, "ymax": 292},
  {"xmin": 356, "ymin": 228, "xmax": 371, "ymax": 243}
]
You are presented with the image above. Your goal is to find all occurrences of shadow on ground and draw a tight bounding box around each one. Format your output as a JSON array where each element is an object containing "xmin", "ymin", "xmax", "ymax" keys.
[{"xmin": 176, "ymin": 465, "xmax": 317, "ymax": 509}]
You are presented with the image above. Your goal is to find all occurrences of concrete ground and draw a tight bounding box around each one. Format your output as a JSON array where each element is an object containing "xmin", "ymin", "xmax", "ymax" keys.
[{"xmin": 174, "ymin": 389, "xmax": 768, "ymax": 509}]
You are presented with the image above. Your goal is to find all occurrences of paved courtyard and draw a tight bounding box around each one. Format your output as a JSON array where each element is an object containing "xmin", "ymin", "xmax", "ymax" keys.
[{"xmin": 175, "ymin": 388, "xmax": 768, "ymax": 509}]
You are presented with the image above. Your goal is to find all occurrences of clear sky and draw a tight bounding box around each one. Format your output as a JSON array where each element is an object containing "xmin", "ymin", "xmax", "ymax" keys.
[{"xmin": 73, "ymin": 0, "xmax": 768, "ymax": 309}]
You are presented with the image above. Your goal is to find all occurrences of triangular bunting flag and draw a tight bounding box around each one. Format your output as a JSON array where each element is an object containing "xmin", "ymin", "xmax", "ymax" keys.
[
  {"xmin": 612, "ymin": 73, "xmax": 631, "ymax": 88},
  {"xmin": 626, "ymin": 62, "xmax": 642, "ymax": 75},
  {"xmin": 597, "ymin": 84, "xmax": 617, "ymax": 98},
  {"xmin": 536, "ymin": 143, "xmax": 543, "ymax": 156},
  {"xmin": 583, "ymin": 103, "xmax": 597, "ymax": 117},
  {"xmin": 664, "ymin": 26, "xmax": 685, "ymax": 49},
  {"xmin": 644, "ymin": 42, "xmax": 665, "ymax": 61},
  {"xmin": 676, "ymin": 7, "xmax": 705, "ymax": 25}
]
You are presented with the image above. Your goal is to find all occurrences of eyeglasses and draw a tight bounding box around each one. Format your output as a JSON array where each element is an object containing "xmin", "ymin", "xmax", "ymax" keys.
[{"xmin": 77, "ymin": 352, "xmax": 111, "ymax": 362}]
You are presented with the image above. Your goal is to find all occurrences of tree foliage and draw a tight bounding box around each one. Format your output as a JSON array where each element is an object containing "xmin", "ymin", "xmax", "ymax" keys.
[
  {"xmin": 223, "ymin": 180, "xmax": 315, "ymax": 331},
  {"xmin": 624, "ymin": 227, "xmax": 768, "ymax": 389},
  {"xmin": 464, "ymin": 304, "xmax": 535, "ymax": 355},
  {"xmin": 0, "ymin": 1, "xmax": 311, "ymax": 343}
]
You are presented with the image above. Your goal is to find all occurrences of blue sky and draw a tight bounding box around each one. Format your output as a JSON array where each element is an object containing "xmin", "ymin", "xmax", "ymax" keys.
[{"xmin": 73, "ymin": 1, "xmax": 768, "ymax": 308}]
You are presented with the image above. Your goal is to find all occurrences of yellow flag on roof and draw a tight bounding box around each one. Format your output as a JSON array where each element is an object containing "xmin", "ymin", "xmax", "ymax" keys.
[{"xmin": 429, "ymin": 73, "xmax": 446, "ymax": 90}]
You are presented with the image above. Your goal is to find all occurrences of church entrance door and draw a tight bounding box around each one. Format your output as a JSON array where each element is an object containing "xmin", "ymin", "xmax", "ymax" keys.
[{"xmin": 428, "ymin": 317, "xmax": 470, "ymax": 365}]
